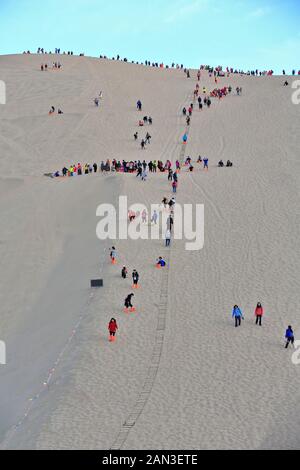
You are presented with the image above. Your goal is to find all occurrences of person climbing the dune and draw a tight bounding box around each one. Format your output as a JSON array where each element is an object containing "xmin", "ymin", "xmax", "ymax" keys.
[
  {"xmin": 124, "ymin": 293, "xmax": 135, "ymax": 311},
  {"xmin": 108, "ymin": 318, "xmax": 118, "ymax": 342}
]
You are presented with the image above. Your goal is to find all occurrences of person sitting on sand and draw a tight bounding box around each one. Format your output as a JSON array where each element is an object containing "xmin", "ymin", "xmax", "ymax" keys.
[
  {"xmin": 169, "ymin": 197, "xmax": 176, "ymax": 209},
  {"xmin": 284, "ymin": 81, "xmax": 289, "ymax": 86},
  {"xmin": 218, "ymin": 160, "xmax": 224, "ymax": 167},
  {"xmin": 148, "ymin": 117, "xmax": 153, "ymax": 125},
  {"xmin": 226, "ymin": 160, "xmax": 233, "ymax": 167},
  {"xmin": 49, "ymin": 106, "xmax": 55, "ymax": 115},
  {"xmin": 134, "ymin": 132, "xmax": 138, "ymax": 141},
  {"xmin": 58, "ymin": 109, "xmax": 63, "ymax": 114},
  {"xmin": 162, "ymin": 197, "xmax": 168, "ymax": 208},
  {"xmin": 157, "ymin": 257, "xmax": 166, "ymax": 268},
  {"xmin": 128, "ymin": 210, "xmax": 136, "ymax": 222}
]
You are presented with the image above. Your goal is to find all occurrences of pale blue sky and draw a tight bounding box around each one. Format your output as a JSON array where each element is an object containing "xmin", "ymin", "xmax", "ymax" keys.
[{"xmin": 0, "ymin": 0, "xmax": 299, "ymax": 73}]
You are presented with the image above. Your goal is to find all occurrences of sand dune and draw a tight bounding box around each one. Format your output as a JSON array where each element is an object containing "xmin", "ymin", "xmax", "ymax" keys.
[{"xmin": 0, "ymin": 54, "xmax": 299, "ymax": 450}]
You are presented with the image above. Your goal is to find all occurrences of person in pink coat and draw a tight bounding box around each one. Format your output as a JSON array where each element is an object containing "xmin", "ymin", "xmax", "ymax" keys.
[{"xmin": 255, "ymin": 303, "xmax": 264, "ymax": 326}]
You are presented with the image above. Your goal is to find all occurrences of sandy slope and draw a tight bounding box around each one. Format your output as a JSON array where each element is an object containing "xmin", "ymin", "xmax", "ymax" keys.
[{"xmin": 0, "ymin": 54, "xmax": 299, "ymax": 449}]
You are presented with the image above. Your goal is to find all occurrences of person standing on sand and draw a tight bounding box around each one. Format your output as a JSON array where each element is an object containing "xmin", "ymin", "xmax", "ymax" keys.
[
  {"xmin": 165, "ymin": 229, "xmax": 171, "ymax": 247},
  {"xmin": 203, "ymin": 158, "xmax": 209, "ymax": 171},
  {"xmin": 142, "ymin": 209, "xmax": 147, "ymax": 224},
  {"xmin": 232, "ymin": 305, "xmax": 244, "ymax": 328},
  {"xmin": 255, "ymin": 303, "xmax": 264, "ymax": 326},
  {"xmin": 110, "ymin": 247, "xmax": 117, "ymax": 264},
  {"xmin": 285, "ymin": 326, "xmax": 295, "ymax": 349},
  {"xmin": 122, "ymin": 266, "xmax": 128, "ymax": 279},
  {"xmin": 132, "ymin": 270, "xmax": 140, "ymax": 288},
  {"xmin": 108, "ymin": 319, "xmax": 118, "ymax": 342},
  {"xmin": 151, "ymin": 210, "xmax": 158, "ymax": 225}
]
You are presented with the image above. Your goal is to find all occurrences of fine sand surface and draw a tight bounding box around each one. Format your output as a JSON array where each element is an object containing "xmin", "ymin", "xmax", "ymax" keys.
[{"xmin": 0, "ymin": 54, "xmax": 299, "ymax": 450}]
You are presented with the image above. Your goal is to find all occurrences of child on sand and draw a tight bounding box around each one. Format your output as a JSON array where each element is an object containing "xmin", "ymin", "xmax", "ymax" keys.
[{"xmin": 108, "ymin": 319, "xmax": 118, "ymax": 342}]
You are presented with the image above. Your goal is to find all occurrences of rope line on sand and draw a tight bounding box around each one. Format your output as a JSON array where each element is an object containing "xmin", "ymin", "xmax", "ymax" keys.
[
  {"xmin": 110, "ymin": 252, "xmax": 171, "ymax": 450},
  {"xmin": 110, "ymin": 95, "xmax": 193, "ymax": 450},
  {"xmin": 0, "ymin": 244, "xmax": 108, "ymax": 450}
]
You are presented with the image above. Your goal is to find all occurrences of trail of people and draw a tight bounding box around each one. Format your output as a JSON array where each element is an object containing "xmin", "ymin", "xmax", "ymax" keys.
[{"xmin": 0, "ymin": 55, "xmax": 299, "ymax": 450}]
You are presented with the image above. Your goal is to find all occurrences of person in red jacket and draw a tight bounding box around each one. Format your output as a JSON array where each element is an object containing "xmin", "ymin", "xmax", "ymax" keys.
[
  {"xmin": 255, "ymin": 303, "xmax": 264, "ymax": 326},
  {"xmin": 108, "ymin": 318, "xmax": 118, "ymax": 342}
]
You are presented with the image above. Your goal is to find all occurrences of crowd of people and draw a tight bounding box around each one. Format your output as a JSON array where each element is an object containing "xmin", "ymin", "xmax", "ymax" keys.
[
  {"xmin": 41, "ymin": 61, "xmax": 62, "ymax": 71},
  {"xmin": 39, "ymin": 56, "xmax": 298, "ymax": 350},
  {"xmin": 23, "ymin": 47, "xmax": 299, "ymax": 77}
]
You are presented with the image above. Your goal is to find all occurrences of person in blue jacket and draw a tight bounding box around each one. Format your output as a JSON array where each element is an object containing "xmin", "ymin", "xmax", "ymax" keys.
[
  {"xmin": 156, "ymin": 257, "xmax": 166, "ymax": 268},
  {"xmin": 285, "ymin": 326, "xmax": 295, "ymax": 349},
  {"xmin": 232, "ymin": 305, "xmax": 243, "ymax": 328}
]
